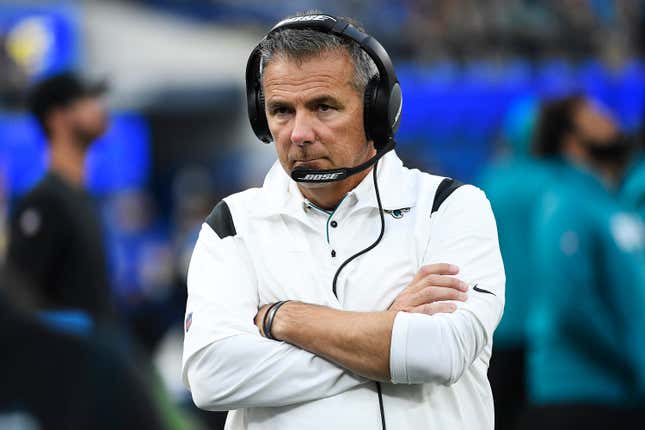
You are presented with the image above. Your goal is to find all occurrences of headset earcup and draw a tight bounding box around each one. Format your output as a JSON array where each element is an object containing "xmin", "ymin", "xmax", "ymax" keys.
[
  {"xmin": 246, "ymin": 46, "xmax": 273, "ymax": 143},
  {"xmin": 364, "ymin": 77, "xmax": 398, "ymax": 150},
  {"xmin": 255, "ymin": 87, "xmax": 272, "ymax": 143},
  {"xmin": 388, "ymin": 82, "xmax": 402, "ymax": 134},
  {"xmin": 363, "ymin": 77, "xmax": 379, "ymax": 148}
]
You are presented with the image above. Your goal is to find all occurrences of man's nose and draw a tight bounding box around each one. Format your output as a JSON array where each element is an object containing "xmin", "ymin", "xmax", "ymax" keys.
[{"xmin": 290, "ymin": 111, "xmax": 316, "ymax": 146}]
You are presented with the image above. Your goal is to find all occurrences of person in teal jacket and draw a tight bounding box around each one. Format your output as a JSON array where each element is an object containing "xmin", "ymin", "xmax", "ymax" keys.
[
  {"xmin": 478, "ymin": 97, "xmax": 555, "ymax": 430},
  {"xmin": 525, "ymin": 94, "xmax": 645, "ymax": 430}
]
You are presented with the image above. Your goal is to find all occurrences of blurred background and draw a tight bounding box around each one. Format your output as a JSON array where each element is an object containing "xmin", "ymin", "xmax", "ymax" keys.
[{"xmin": 0, "ymin": 1, "xmax": 643, "ymax": 429}]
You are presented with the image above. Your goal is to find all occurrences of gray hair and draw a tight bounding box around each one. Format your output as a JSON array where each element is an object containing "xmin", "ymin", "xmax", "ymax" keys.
[{"xmin": 259, "ymin": 14, "xmax": 379, "ymax": 93}]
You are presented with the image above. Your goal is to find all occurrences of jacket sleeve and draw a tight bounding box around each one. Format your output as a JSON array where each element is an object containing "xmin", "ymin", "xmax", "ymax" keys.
[
  {"xmin": 389, "ymin": 185, "xmax": 505, "ymax": 385},
  {"xmin": 7, "ymin": 192, "xmax": 68, "ymax": 292},
  {"xmin": 182, "ymin": 222, "xmax": 367, "ymax": 411}
]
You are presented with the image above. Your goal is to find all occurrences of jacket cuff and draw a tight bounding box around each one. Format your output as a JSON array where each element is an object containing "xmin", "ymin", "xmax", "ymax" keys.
[{"xmin": 390, "ymin": 311, "xmax": 411, "ymax": 384}]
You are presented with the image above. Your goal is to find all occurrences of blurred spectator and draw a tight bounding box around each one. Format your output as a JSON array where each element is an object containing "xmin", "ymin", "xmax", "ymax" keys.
[
  {"xmin": 524, "ymin": 94, "xmax": 645, "ymax": 429},
  {"xmin": 7, "ymin": 71, "xmax": 114, "ymax": 323},
  {"xmin": 0, "ymin": 264, "xmax": 169, "ymax": 430},
  {"xmin": 478, "ymin": 97, "xmax": 554, "ymax": 430}
]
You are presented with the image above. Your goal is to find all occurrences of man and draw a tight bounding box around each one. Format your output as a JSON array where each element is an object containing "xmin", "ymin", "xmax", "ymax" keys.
[
  {"xmin": 183, "ymin": 13, "xmax": 505, "ymax": 430},
  {"xmin": 525, "ymin": 95, "xmax": 645, "ymax": 429},
  {"xmin": 8, "ymin": 71, "xmax": 113, "ymax": 321}
]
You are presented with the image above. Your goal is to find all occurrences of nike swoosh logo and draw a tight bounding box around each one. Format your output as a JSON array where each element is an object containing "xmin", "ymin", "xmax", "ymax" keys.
[{"xmin": 472, "ymin": 284, "xmax": 495, "ymax": 296}]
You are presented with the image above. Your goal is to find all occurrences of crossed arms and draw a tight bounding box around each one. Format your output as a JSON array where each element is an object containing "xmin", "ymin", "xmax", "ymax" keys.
[
  {"xmin": 182, "ymin": 186, "xmax": 505, "ymax": 411},
  {"xmin": 253, "ymin": 263, "xmax": 467, "ymax": 381}
]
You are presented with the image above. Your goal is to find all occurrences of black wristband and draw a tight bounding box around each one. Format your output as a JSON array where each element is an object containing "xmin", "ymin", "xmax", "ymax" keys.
[
  {"xmin": 265, "ymin": 300, "xmax": 290, "ymax": 340},
  {"xmin": 262, "ymin": 301, "xmax": 281, "ymax": 339}
]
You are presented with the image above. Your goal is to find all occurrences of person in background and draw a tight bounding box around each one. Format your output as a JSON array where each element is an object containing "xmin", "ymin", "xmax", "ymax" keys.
[
  {"xmin": 2, "ymin": 74, "xmax": 198, "ymax": 430},
  {"xmin": 525, "ymin": 94, "xmax": 645, "ymax": 429},
  {"xmin": 477, "ymin": 97, "xmax": 554, "ymax": 430},
  {"xmin": 7, "ymin": 71, "xmax": 114, "ymax": 323}
]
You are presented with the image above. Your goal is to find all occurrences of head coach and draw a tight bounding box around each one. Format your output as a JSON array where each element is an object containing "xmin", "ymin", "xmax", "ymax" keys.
[{"xmin": 182, "ymin": 12, "xmax": 505, "ymax": 430}]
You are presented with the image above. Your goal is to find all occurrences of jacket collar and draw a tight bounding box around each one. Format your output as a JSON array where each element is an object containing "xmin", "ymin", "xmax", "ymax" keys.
[{"xmin": 252, "ymin": 151, "xmax": 418, "ymax": 218}]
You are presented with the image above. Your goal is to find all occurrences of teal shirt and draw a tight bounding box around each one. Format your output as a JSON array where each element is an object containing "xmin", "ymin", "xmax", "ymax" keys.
[
  {"xmin": 528, "ymin": 161, "xmax": 645, "ymax": 405},
  {"xmin": 478, "ymin": 157, "xmax": 555, "ymax": 348}
]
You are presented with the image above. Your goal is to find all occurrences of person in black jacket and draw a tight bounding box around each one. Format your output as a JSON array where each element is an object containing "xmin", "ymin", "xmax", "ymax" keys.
[{"xmin": 8, "ymin": 71, "xmax": 113, "ymax": 321}]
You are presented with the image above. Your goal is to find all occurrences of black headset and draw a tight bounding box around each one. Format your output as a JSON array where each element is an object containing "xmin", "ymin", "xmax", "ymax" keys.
[{"xmin": 245, "ymin": 13, "xmax": 402, "ymax": 152}]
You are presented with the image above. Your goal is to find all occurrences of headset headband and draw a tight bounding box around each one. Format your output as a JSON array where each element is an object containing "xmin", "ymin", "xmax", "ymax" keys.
[{"xmin": 268, "ymin": 14, "xmax": 398, "ymax": 91}]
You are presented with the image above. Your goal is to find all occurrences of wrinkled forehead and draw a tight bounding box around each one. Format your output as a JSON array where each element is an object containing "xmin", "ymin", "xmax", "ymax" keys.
[
  {"xmin": 262, "ymin": 43, "xmax": 351, "ymax": 68},
  {"xmin": 261, "ymin": 50, "xmax": 357, "ymax": 97}
]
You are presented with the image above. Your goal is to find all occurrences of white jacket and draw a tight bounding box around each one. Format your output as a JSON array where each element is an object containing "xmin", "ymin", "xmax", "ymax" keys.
[{"xmin": 182, "ymin": 151, "xmax": 505, "ymax": 429}]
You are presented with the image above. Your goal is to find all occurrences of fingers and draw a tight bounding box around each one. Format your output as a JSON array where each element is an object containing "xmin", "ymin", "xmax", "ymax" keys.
[
  {"xmin": 409, "ymin": 263, "xmax": 459, "ymax": 286},
  {"xmin": 389, "ymin": 263, "xmax": 465, "ymax": 312},
  {"xmin": 405, "ymin": 268, "xmax": 465, "ymax": 296},
  {"xmin": 420, "ymin": 274, "xmax": 468, "ymax": 291},
  {"xmin": 419, "ymin": 263, "xmax": 460, "ymax": 276},
  {"xmin": 411, "ymin": 286, "xmax": 467, "ymax": 307},
  {"xmin": 412, "ymin": 302, "xmax": 458, "ymax": 316}
]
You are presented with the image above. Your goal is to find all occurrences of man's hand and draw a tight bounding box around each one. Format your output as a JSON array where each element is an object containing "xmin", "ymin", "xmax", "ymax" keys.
[{"xmin": 389, "ymin": 263, "xmax": 468, "ymax": 315}]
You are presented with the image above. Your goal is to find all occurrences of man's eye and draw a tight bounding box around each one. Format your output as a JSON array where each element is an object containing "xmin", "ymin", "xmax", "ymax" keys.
[
  {"xmin": 318, "ymin": 104, "xmax": 334, "ymax": 112},
  {"xmin": 271, "ymin": 106, "xmax": 290, "ymax": 115}
]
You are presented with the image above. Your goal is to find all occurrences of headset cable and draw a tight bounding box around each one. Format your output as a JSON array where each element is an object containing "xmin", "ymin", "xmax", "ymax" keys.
[{"xmin": 331, "ymin": 158, "xmax": 388, "ymax": 430}]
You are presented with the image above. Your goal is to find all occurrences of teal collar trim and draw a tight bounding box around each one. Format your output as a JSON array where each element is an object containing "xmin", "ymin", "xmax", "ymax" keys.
[
  {"xmin": 305, "ymin": 199, "xmax": 334, "ymax": 216},
  {"xmin": 325, "ymin": 194, "xmax": 348, "ymax": 244}
]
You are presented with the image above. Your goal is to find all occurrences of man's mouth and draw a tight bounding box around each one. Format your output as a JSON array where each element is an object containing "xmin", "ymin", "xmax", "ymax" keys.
[{"xmin": 293, "ymin": 159, "xmax": 324, "ymax": 168}]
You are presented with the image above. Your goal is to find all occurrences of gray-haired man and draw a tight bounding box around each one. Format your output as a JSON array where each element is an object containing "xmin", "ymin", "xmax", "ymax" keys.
[{"xmin": 183, "ymin": 13, "xmax": 504, "ymax": 430}]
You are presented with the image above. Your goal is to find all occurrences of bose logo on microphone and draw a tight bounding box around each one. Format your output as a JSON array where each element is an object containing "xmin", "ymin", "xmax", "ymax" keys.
[
  {"xmin": 303, "ymin": 173, "xmax": 342, "ymax": 181},
  {"xmin": 275, "ymin": 15, "xmax": 335, "ymax": 27}
]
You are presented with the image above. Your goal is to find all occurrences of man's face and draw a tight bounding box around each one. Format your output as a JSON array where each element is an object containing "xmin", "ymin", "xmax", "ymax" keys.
[
  {"xmin": 262, "ymin": 50, "xmax": 375, "ymax": 186},
  {"xmin": 63, "ymin": 96, "xmax": 108, "ymax": 145},
  {"xmin": 572, "ymin": 99, "xmax": 619, "ymax": 144},
  {"xmin": 568, "ymin": 98, "xmax": 634, "ymax": 174}
]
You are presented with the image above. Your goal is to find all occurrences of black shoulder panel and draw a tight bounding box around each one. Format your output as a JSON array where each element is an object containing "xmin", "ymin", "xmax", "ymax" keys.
[
  {"xmin": 431, "ymin": 178, "xmax": 465, "ymax": 214},
  {"xmin": 205, "ymin": 201, "xmax": 237, "ymax": 239}
]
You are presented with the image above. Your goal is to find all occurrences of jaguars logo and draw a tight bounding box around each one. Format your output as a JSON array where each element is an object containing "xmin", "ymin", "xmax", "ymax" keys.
[{"xmin": 384, "ymin": 208, "xmax": 410, "ymax": 219}]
